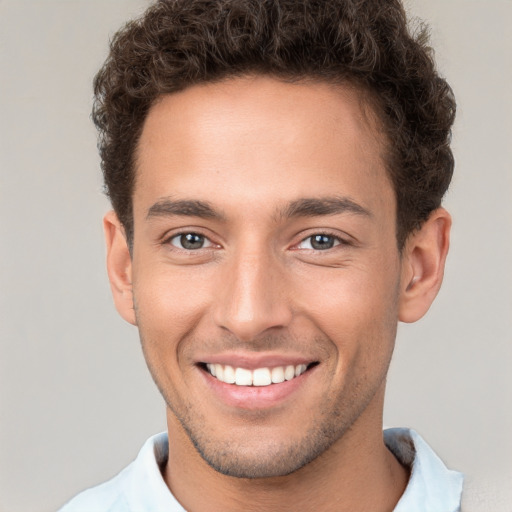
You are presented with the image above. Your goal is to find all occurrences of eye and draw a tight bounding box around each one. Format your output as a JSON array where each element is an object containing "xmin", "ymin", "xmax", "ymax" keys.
[
  {"xmin": 297, "ymin": 234, "xmax": 341, "ymax": 250},
  {"xmin": 169, "ymin": 232, "xmax": 213, "ymax": 250}
]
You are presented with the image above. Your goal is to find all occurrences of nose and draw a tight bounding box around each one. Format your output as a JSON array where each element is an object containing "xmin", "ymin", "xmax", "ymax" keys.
[{"xmin": 213, "ymin": 247, "xmax": 293, "ymax": 341}]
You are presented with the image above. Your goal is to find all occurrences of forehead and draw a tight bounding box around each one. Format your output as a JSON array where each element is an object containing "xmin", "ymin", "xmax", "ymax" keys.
[{"xmin": 134, "ymin": 76, "xmax": 393, "ymax": 219}]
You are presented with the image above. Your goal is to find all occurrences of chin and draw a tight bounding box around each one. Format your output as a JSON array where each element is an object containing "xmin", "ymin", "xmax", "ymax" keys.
[{"xmin": 181, "ymin": 418, "xmax": 349, "ymax": 479}]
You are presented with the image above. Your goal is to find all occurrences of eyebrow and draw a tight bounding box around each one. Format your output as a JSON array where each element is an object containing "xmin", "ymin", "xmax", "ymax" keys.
[
  {"xmin": 280, "ymin": 196, "xmax": 372, "ymax": 219},
  {"xmin": 146, "ymin": 198, "xmax": 225, "ymax": 221},
  {"xmin": 146, "ymin": 196, "xmax": 371, "ymax": 223}
]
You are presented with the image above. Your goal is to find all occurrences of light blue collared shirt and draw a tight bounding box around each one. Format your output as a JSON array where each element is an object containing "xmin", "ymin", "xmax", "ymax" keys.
[
  {"xmin": 385, "ymin": 428, "xmax": 463, "ymax": 512},
  {"xmin": 59, "ymin": 428, "xmax": 463, "ymax": 511}
]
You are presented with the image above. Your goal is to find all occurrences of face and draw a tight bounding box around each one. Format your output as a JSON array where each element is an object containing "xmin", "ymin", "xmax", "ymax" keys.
[{"xmin": 127, "ymin": 77, "xmax": 404, "ymax": 478}]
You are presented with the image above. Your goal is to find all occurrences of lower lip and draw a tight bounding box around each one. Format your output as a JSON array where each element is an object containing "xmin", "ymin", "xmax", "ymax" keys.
[{"xmin": 199, "ymin": 367, "xmax": 315, "ymax": 410}]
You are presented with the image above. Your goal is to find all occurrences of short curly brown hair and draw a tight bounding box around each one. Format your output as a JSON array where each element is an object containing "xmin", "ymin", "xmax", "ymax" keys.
[{"xmin": 93, "ymin": 0, "xmax": 455, "ymax": 249}]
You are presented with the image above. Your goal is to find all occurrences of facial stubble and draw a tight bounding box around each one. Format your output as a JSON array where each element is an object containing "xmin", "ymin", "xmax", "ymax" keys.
[{"xmin": 137, "ymin": 329, "xmax": 395, "ymax": 480}]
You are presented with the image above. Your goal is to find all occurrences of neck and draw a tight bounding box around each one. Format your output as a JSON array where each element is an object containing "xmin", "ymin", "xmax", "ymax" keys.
[{"xmin": 164, "ymin": 388, "xmax": 409, "ymax": 512}]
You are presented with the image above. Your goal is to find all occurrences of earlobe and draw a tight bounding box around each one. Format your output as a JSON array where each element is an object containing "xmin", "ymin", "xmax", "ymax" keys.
[
  {"xmin": 103, "ymin": 211, "xmax": 137, "ymax": 326},
  {"xmin": 398, "ymin": 208, "xmax": 451, "ymax": 323}
]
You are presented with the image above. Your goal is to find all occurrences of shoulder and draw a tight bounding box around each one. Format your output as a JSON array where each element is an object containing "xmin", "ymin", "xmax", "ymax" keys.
[
  {"xmin": 58, "ymin": 432, "xmax": 171, "ymax": 512},
  {"xmin": 58, "ymin": 463, "xmax": 133, "ymax": 512}
]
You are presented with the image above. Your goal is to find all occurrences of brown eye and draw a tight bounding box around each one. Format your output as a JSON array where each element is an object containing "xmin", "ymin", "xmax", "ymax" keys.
[{"xmin": 170, "ymin": 233, "xmax": 211, "ymax": 250}]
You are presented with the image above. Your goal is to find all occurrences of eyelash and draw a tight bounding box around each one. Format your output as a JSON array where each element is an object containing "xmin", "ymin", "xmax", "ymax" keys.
[
  {"xmin": 166, "ymin": 232, "xmax": 215, "ymax": 251},
  {"xmin": 164, "ymin": 231, "xmax": 350, "ymax": 252},
  {"xmin": 295, "ymin": 233, "xmax": 347, "ymax": 251}
]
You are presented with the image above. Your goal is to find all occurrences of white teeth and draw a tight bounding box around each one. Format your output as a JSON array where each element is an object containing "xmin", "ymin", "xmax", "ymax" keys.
[
  {"xmin": 235, "ymin": 367, "xmax": 252, "ymax": 386},
  {"xmin": 205, "ymin": 363, "xmax": 310, "ymax": 386},
  {"xmin": 253, "ymin": 368, "xmax": 272, "ymax": 386},
  {"xmin": 271, "ymin": 366, "xmax": 285, "ymax": 384},
  {"xmin": 223, "ymin": 365, "xmax": 236, "ymax": 384},
  {"xmin": 295, "ymin": 364, "xmax": 307, "ymax": 377},
  {"xmin": 284, "ymin": 365, "xmax": 295, "ymax": 381}
]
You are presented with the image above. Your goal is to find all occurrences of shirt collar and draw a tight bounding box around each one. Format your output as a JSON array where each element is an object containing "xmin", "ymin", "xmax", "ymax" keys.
[
  {"xmin": 123, "ymin": 428, "xmax": 463, "ymax": 511},
  {"xmin": 385, "ymin": 427, "xmax": 463, "ymax": 512},
  {"xmin": 123, "ymin": 432, "xmax": 184, "ymax": 511}
]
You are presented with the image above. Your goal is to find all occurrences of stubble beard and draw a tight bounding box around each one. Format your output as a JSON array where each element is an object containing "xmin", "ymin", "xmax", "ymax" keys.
[
  {"xmin": 172, "ymin": 400, "xmax": 364, "ymax": 479},
  {"xmin": 134, "ymin": 296, "xmax": 396, "ymax": 480},
  {"xmin": 144, "ymin": 350, "xmax": 389, "ymax": 480}
]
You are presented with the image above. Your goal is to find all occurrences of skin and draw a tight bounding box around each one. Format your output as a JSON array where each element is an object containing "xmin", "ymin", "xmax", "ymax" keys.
[{"xmin": 104, "ymin": 76, "xmax": 451, "ymax": 511}]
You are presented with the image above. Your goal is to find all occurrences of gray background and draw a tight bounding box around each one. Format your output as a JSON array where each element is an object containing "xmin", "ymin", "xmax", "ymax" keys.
[{"xmin": 1, "ymin": 1, "xmax": 511, "ymax": 511}]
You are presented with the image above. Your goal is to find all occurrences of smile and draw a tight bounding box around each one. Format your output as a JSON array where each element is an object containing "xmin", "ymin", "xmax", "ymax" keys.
[{"xmin": 204, "ymin": 363, "xmax": 313, "ymax": 386}]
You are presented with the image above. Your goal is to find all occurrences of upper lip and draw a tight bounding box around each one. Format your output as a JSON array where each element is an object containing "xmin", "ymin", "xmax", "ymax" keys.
[{"xmin": 195, "ymin": 352, "xmax": 317, "ymax": 370}]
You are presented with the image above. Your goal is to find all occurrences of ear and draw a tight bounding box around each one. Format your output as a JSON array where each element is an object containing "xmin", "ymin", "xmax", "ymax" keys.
[
  {"xmin": 103, "ymin": 210, "xmax": 137, "ymax": 326},
  {"xmin": 398, "ymin": 208, "xmax": 451, "ymax": 323}
]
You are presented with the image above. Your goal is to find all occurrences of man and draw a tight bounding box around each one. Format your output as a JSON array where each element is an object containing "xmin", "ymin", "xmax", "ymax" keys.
[{"xmin": 60, "ymin": 0, "xmax": 463, "ymax": 510}]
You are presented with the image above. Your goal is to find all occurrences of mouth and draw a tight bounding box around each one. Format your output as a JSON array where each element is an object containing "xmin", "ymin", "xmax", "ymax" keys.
[{"xmin": 199, "ymin": 362, "xmax": 319, "ymax": 387}]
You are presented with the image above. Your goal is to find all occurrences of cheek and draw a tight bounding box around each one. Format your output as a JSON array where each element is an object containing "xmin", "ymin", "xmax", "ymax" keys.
[
  {"xmin": 132, "ymin": 266, "xmax": 215, "ymax": 405},
  {"xmin": 292, "ymin": 257, "xmax": 401, "ymax": 352},
  {"xmin": 132, "ymin": 263, "xmax": 214, "ymax": 349}
]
